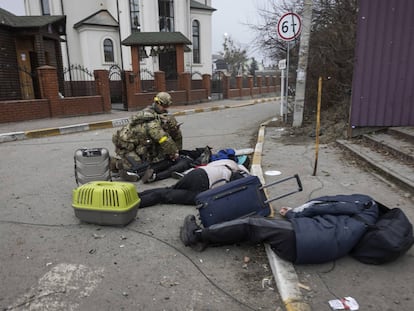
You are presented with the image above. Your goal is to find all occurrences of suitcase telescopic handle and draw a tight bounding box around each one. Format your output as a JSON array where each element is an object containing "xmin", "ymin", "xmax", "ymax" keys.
[
  {"xmin": 262, "ymin": 174, "xmax": 303, "ymax": 204},
  {"xmin": 295, "ymin": 174, "xmax": 303, "ymax": 191}
]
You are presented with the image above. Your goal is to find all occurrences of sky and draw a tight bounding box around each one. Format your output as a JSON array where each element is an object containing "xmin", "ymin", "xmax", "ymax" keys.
[
  {"xmin": 0, "ymin": 0, "xmax": 266, "ymax": 61},
  {"xmin": 0, "ymin": 0, "xmax": 24, "ymax": 14},
  {"xmin": 211, "ymin": 0, "xmax": 268, "ymax": 61}
]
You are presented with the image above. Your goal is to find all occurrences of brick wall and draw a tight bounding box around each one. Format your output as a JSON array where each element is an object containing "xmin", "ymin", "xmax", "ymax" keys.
[
  {"xmin": 61, "ymin": 96, "xmax": 105, "ymax": 116},
  {"xmin": 0, "ymin": 99, "xmax": 50, "ymax": 123},
  {"xmin": 0, "ymin": 66, "xmax": 110, "ymax": 123},
  {"xmin": 189, "ymin": 89, "xmax": 208, "ymax": 104}
]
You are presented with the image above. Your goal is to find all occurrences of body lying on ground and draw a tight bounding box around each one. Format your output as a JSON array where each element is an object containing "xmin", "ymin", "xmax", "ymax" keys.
[
  {"xmin": 180, "ymin": 194, "xmax": 380, "ymax": 264},
  {"xmin": 138, "ymin": 159, "xmax": 250, "ymax": 207}
]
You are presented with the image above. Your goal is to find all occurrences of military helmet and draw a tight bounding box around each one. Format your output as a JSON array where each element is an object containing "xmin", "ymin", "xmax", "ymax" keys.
[{"xmin": 154, "ymin": 92, "xmax": 172, "ymax": 107}]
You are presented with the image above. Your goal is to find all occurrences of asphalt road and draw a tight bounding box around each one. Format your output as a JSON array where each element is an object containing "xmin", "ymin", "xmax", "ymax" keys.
[{"xmin": 0, "ymin": 102, "xmax": 282, "ymax": 311}]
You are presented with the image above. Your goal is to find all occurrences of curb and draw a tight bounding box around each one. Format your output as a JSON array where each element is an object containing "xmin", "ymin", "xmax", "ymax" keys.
[
  {"xmin": 251, "ymin": 124, "xmax": 311, "ymax": 311},
  {"xmin": 0, "ymin": 97, "xmax": 278, "ymax": 144}
]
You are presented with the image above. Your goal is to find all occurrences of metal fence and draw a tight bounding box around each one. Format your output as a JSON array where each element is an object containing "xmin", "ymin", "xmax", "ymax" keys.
[
  {"xmin": 63, "ymin": 64, "xmax": 96, "ymax": 97},
  {"xmin": 108, "ymin": 64, "xmax": 124, "ymax": 103},
  {"xmin": 140, "ymin": 69, "xmax": 155, "ymax": 92}
]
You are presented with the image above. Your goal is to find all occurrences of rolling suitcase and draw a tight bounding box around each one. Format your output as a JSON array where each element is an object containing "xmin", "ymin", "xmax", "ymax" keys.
[
  {"xmin": 196, "ymin": 174, "xmax": 302, "ymax": 227},
  {"xmin": 74, "ymin": 148, "xmax": 111, "ymax": 185}
]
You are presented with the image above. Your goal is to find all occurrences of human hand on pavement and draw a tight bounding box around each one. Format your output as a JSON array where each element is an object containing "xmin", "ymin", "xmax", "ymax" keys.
[
  {"xmin": 170, "ymin": 152, "xmax": 180, "ymax": 161},
  {"xmin": 279, "ymin": 207, "xmax": 292, "ymax": 217}
]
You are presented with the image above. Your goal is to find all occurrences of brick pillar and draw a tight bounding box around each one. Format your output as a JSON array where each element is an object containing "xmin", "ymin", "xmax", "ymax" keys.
[
  {"xmin": 124, "ymin": 70, "xmax": 135, "ymax": 110},
  {"xmin": 236, "ymin": 76, "xmax": 242, "ymax": 97},
  {"xmin": 222, "ymin": 74, "xmax": 230, "ymax": 99},
  {"xmin": 202, "ymin": 74, "xmax": 211, "ymax": 98},
  {"xmin": 37, "ymin": 65, "xmax": 61, "ymax": 117},
  {"xmin": 154, "ymin": 71, "xmax": 166, "ymax": 92},
  {"xmin": 34, "ymin": 34, "xmax": 46, "ymax": 66},
  {"xmin": 257, "ymin": 76, "xmax": 263, "ymax": 95},
  {"xmin": 176, "ymin": 45, "xmax": 185, "ymax": 73},
  {"xmin": 131, "ymin": 46, "xmax": 141, "ymax": 77},
  {"xmin": 179, "ymin": 72, "xmax": 191, "ymax": 102},
  {"xmin": 272, "ymin": 76, "xmax": 277, "ymax": 92},
  {"xmin": 248, "ymin": 75, "xmax": 253, "ymax": 97},
  {"xmin": 94, "ymin": 70, "xmax": 111, "ymax": 112},
  {"xmin": 265, "ymin": 76, "xmax": 270, "ymax": 93}
]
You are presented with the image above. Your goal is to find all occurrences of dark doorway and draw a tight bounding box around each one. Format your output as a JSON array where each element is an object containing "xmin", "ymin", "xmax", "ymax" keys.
[
  {"xmin": 108, "ymin": 64, "xmax": 127, "ymax": 111},
  {"xmin": 159, "ymin": 50, "xmax": 177, "ymax": 80},
  {"xmin": 211, "ymin": 70, "xmax": 224, "ymax": 100}
]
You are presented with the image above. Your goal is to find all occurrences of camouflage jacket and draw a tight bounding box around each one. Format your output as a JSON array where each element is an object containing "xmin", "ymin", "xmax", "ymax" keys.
[{"xmin": 117, "ymin": 106, "xmax": 181, "ymax": 162}]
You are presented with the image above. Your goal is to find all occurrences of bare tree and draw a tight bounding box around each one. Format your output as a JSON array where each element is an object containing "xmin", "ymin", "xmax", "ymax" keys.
[
  {"xmin": 307, "ymin": 0, "xmax": 358, "ymax": 110},
  {"xmin": 251, "ymin": 0, "xmax": 358, "ymax": 128},
  {"xmin": 220, "ymin": 35, "xmax": 248, "ymax": 77}
]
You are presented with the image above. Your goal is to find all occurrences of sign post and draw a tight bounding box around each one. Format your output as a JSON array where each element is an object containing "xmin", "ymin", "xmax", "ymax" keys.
[
  {"xmin": 278, "ymin": 59, "xmax": 286, "ymax": 117},
  {"xmin": 277, "ymin": 13, "xmax": 302, "ymax": 120}
]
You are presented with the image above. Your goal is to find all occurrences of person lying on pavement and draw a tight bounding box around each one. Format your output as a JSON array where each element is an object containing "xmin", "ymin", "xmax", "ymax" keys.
[
  {"xmin": 180, "ymin": 194, "xmax": 379, "ymax": 264},
  {"xmin": 138, "ymin": 158, "xmax": 250, "ymax": 207}
]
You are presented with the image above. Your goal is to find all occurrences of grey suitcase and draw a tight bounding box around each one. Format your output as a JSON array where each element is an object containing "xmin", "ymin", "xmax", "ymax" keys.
[{"xmin": 74, "ymin": 148, "xmax": 111, "ymax": 185}]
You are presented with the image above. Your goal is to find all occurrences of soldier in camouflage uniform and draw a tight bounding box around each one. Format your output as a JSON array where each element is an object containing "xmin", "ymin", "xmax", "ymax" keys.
[{"xmin": 111, "ymin": 92, "xmax": 182, "ymax": 181}]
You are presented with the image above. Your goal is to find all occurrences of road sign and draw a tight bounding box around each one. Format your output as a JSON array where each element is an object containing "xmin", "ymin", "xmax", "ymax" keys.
[
  {"xmin": 277, "ymin": 12, "xmax": 302, "ymax": 41},
  {"xmin": 278, "ymin": 59, "xmax": 286, "ymax": 70}
]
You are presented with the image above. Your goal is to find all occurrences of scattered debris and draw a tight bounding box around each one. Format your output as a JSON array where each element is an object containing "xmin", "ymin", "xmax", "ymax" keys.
[
  {"xmin": 159, "ymin": 276, "xmax": 179, "ymax": 288},
  {"xmin": 298, "ymin": 282, "xmax": 311, "ymax": 291},
  {"xmin": 261, "ymin": 276, "xmax": 274, "ymax": 290},
  {"xmin": 244, "ymin": 256, "xmax": 250, "ymax": 263},
  {"xmin": 93, "ymin": 233, "xmax": 105, "ymax": 239},
  {"xmin": 328, "ymin": 297, "xmax": 359, "ymax": 310}
]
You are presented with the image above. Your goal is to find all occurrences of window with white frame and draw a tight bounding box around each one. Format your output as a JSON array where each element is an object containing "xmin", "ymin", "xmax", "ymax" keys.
[
  {"xmin": 192, "ymin": 20, "xmax": 200, "ymax": 63},
  {"xmin": 158, "ymin": 0, "xmax": 174, "ymax": 32},
  {"xmin": 130, "ymin": 0, "xmax": 141, "ymax": 32},
  {"xmin": 103, "ymin": 38, "xmax": 115, "ymax": 63},
  {"xmin": 41, "ymin": 0, "xmax": 50, "ymax": 15}
]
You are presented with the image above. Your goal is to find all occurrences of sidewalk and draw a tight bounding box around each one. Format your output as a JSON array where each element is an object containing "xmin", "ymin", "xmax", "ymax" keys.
[{"xmin": 0, "ymin": 98, "xmax": 275, "ymax": 142}]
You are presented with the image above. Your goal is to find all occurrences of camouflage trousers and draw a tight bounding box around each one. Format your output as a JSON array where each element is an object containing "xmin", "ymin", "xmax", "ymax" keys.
[{"xmin": 111, "ymin": 151, "xmax": 143, "ymax": 171}]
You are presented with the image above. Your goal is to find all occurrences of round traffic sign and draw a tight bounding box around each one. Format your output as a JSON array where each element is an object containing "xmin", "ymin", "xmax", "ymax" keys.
[{"xmin": 277, "ymin": 12, "xmax": 302, "ymax": 41}]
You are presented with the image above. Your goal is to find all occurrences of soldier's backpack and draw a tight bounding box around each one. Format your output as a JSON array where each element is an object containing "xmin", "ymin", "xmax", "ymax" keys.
[{"xmin": 350, "ymin": 202, "xmax": 414, "ymax": 265}]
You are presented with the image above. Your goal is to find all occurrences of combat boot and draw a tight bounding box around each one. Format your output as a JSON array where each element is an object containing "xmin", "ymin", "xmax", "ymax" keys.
[
  {"xmin": 110, "ymin": 157, "xmax": 119, "ymax": 173},
  {"xmin": 119, "ymin": 170, "xmax": 139, "ymax": 182},
  {"xmin": 141, "ymin": 168, "xmax": 156, "ymax": 183},
  {"xmin": 117, "ymin": 161, "xmax": 139, "ymax": 182}
]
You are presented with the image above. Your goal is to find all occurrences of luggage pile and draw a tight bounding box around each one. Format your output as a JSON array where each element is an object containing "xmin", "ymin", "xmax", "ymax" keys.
[{"xmin": 72, "ymin": 147, "xmax": 140, "ymax": 226}]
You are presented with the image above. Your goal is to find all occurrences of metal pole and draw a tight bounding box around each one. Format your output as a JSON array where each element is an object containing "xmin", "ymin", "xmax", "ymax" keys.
[
  {"xmin": 285, "ymin": 42, "xmax": 290, "ymax": 122},
  {"xmin": 280, "ymin": 68, "xmax": 285, "ymax": 117},
  {"xmin": 286, "ymin": 42, "xmax": 290, "ymax": 98},
  {"xmin": 312, "ymin": 76, "xmax": 322, "ymax": 176}
]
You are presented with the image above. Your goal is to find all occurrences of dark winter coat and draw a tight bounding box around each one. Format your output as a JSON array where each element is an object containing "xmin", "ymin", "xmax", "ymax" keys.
[{"xmin": 285, "ymin": 194, "xmax": 379, "ymax": 264}]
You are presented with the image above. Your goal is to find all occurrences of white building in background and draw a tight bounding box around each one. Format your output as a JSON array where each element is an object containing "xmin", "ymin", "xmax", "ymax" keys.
[{"xmin": 23, "ymin": 0, "xmax": 215, "ymax": 77}]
